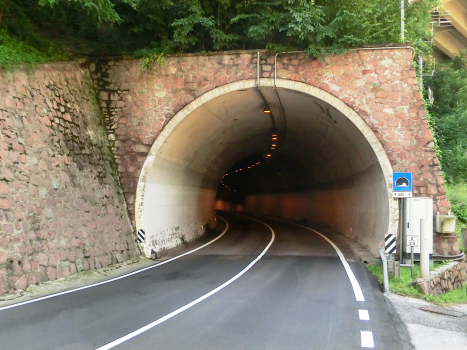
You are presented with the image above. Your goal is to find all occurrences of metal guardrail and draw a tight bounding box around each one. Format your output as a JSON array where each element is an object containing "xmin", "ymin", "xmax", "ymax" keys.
[{"xmin": 378, "ymin": 247, "xmax": 390, "ymax": 293}]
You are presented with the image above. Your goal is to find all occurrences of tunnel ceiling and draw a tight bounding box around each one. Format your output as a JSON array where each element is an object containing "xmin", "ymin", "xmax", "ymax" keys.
[{"xmin": 153, "ymin": 86, "xmax": 380, "ymax": 188}]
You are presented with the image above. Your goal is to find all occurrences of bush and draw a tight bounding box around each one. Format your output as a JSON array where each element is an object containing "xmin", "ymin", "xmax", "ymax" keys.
[
  {"xmin": 446, "ymin": 183, "xmax": 467, "ymax": 225},
  {"xmin": 0, "ymin": 30, "xmax": 46, "ymax": 69},
  {"xmin": 0, "ymin": 30, "xmax": 68, "ymax": 69}
]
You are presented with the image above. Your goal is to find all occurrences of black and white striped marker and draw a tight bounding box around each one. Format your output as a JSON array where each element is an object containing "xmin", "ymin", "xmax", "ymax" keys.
[
  {"xmin": 137, "ymin": 229, "xmax": 146, "ymax": 243},
  {"xmin": 385, "ymin": 233, "xmax": 396, "ymax": 254}
]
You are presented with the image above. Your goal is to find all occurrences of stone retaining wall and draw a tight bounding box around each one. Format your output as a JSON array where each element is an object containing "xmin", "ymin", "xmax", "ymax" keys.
[
  {"xmin": 0, "ymin": 63, "xmax": 136, "ymax": 296},
  {"xmin": 415, "ymin": 257, "xmax": 467, "ymax": 296}
]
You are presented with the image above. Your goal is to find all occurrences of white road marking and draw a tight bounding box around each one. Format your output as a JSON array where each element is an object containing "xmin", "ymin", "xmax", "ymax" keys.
[
  {"xmin": 0, "ymin": 216, "xmax": 230, "ymax": 312},
  {"xmin": 361, "ymin": 331, "xmax": 374, "ymax": 348},
  {"xmin": 95, "ymin": 215, "xmax": 275, "ymax": 350},
  {"xmin": 358, "ymin": 309, "xmax": 370, "ymax": 321},
  {"xmin": 254, "ymin": 215, "xmax": 366, "ymax": 302}
]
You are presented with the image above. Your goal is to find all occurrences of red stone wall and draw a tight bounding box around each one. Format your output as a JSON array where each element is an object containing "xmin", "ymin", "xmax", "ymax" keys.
[
  {"xmin": 89, "ymin": 49, "xmax": 454, "ymax": 255},
  {"xmin": 0, "ymin": 63, "xmax": 136, "ymax": 295}
]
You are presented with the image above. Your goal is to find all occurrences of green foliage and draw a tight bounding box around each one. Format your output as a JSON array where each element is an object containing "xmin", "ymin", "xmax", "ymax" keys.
[
  {"xmin": 38, "ymin": 0, "xmax": 138, "ymax": 26},
  {"xmin": 367, "ymin": 263, "xmax": 467, "ymax": 304},
  {"xmin": 170, "ymin": 0, "xmax": 239, "ymax": 52},
  {"xmin": 40, "ymin": 0, "xmax": 120, "ymax": 23},
  {"xmin": 0, "ymin": 29, "xmax": 44, "ymax": 68},
  {"xmin": 404, "ymin": 0, "xmax": 439, "ymax": 59},
  {"xmin": 137, "ymin": 50, "xmax": 165, "ymax": 70},
  {"xmin": 0, "ymin": 0, "xmax": 441, "ymax": 64},
  {"xmin": 320, "ymin": 1, "xmax": 400, "ymax": 47},
  {"xmin": 446, "ymin": 183, "xmax": 467, "ymax": 224},
  {"xmin": 0, "ymin": 29, "xmax": 67, "ymax": 68},
  {"xmin": 425, "ymin": 52, "xmax": 467, "ymax": 184}
]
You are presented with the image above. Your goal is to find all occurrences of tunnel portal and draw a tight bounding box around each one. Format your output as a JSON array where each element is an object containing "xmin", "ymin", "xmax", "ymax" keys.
[{"xmin": 136, "ymin": 80, "xmax": 394, "ymax": 256}]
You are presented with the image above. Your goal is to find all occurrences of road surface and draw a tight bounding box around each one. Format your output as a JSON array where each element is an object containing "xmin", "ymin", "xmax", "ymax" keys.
[{"xmin": 0, "ymin": 211, "xmax": 410, "ymax": 349}]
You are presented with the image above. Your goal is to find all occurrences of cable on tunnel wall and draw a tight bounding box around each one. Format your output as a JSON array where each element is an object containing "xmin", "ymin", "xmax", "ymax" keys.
[
  {"xmin": 257, "ymin": 87, "xmax": 276, "ymax": 131},
  {"xmin": 256, "ymin": 51, "xmax": 276, "ymax": 131},
  {"xmin": 273, "ymin": 85, "xmax": 287, "ymax": 142}
]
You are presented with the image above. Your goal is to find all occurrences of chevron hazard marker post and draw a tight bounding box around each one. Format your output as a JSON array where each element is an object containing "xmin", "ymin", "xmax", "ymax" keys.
[
  {"xmin": 136, "ymin": 229, "xmax": 152, "ymax": 258},
  {"xmin": 385, "ymin": 233, "xmax": 397, "ymax": 254},
  {"xmin": 137, "ymin": 229, "xmax": 146, "ymax": 243}
]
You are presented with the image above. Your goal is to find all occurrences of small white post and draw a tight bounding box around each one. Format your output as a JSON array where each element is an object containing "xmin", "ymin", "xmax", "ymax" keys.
[{"xmin": 420, "ymin": 218, "xmax": 430, "ymax": 278}]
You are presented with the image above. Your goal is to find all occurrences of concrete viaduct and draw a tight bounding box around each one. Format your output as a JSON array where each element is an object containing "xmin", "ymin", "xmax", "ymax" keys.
[{"xmin": 0, "ymin": 47, "xmax": 459, "ymax": 295}]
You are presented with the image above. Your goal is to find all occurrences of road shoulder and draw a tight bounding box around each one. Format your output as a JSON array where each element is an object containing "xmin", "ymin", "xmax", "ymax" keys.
[{"xmin": 385, "ymin": 293, "xmax": 467, "ymax": 350}]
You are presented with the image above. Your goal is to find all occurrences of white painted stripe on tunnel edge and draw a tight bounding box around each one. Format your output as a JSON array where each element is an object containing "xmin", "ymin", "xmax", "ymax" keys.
[
  {"xmin": 0, "ymin": 216, "xmax": 230, "ymax": 312},
  {"xmin": 361, "ymin": 331, "xmax": 375, "ymax": 348},
  {"xmin": 95, "ymin": 215, "xmax": 276, "ymax": 350},
  {"xmin": 252, "ymin": 215, "xmax": 366, "ymax": 302},
  {"xmin": 358, "ymin": 309, "xmax": 370, "ymax": 321}
]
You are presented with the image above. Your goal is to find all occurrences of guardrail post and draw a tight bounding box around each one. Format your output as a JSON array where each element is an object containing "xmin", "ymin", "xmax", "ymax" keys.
[{"xmin": 379, "ymin": 247, "xmax": 390, "ymax": 293}]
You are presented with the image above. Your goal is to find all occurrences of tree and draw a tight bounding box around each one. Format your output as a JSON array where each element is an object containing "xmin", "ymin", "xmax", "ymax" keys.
[
  {"xmin": 0, "ymin": 0, "xmax": 441, "ymax": 60},
  {"xmin": 425, "ymin": 52, "xmax": 467, "ymax": 184}
]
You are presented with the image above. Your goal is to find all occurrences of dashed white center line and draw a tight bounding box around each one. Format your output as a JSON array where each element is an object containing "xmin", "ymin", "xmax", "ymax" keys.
[
  {"xmin": 361, "ymin": 331, "xmax": 375, "ymax": 348},
  {"xmin": 358, "ymin": 309, "xmax": 370, "ymax": 321}
]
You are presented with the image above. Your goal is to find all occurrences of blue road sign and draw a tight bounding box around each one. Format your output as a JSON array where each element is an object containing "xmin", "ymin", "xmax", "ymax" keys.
[{"xmin": 393, "ymin": 172, "xmax": 412, "ymax": 192}]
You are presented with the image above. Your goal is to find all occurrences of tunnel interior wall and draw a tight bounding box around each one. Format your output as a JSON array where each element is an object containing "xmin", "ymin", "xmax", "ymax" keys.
[
  {"xmin": 0, "ymin": 63, "xmax": 136, "ymax": 296},
  {"xmin": 244, "ymin": 164, "xmax": 389, "ymax": 256},
  {"xmin": 143, "ymin": 156, "xmax": 217, "ymax": 251}
]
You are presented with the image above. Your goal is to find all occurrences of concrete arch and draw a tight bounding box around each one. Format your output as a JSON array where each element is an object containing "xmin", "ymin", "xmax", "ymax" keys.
[{"xmin": 135, "ymin": 78, "xmax": 397, "ymax": 257}]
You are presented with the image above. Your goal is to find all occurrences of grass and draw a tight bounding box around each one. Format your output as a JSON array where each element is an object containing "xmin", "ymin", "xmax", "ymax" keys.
[
  {"xmin": 367, "ymin": 263, "xmax": 467, "ymax": 304},
  {"xmin": 0, "ymin": 30, "xmax": 69, "ymax": 70},
  {"xmin": 446, "ymin": 182, "xmax": 467, "ymax": 252}
]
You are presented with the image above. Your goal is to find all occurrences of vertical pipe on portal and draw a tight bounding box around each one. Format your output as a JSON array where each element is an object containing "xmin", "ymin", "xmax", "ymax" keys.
[{"xmin": 257, "ymin": 52, "xmax": 260, "ymax": 87}]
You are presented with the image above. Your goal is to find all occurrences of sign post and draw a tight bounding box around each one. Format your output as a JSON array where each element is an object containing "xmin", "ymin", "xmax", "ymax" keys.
[{"xmin": 393, "ymin": 172, "xmax": 413, "ymax": 272}]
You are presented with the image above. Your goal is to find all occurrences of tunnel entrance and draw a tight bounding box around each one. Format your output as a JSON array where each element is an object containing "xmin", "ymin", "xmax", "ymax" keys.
[
  {"xmin": 135, "ymin": 79, "xmax": 395, "ymax": 257},
  {"xmin": 216, "ymin": 153, "xmax": 308, "ymax": 207}
]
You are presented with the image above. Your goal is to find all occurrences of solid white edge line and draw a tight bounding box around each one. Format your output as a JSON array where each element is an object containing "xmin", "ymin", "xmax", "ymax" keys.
[
  {"xmin": 0, "ymin": 216, "xmax": 230, "ymax": 312},
  {"xmin": 358, "ymin": 309, "xmax": 370, "ymax": 321},
  {"xmin": 95, "ymin": 215, "xmax": 275, "ymax": 350},
  {"xmin": 361, "ymin": 331, "xmax": 374, "ymax": 348},
  {"xmin": 251, "ymin": 215, "xmax": 366, "ymax": 302}
]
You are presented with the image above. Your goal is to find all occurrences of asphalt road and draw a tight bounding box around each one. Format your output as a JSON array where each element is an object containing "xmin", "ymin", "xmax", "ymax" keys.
[{"xmin": 0, "ymin": 211, "xmax": 411, "ymax": 350}]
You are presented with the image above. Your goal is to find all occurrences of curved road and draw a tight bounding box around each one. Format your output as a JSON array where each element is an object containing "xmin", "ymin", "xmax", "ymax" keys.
[{"xmin": 0, "ymin": 211, "xmax": 410, "ymax": 349}]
